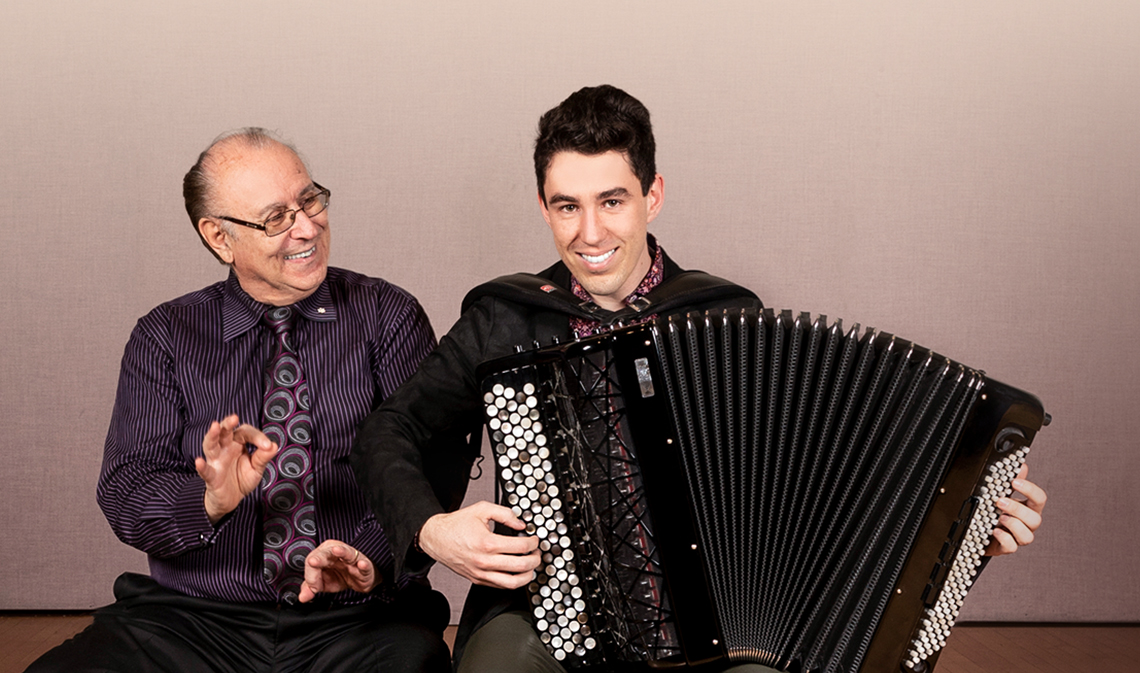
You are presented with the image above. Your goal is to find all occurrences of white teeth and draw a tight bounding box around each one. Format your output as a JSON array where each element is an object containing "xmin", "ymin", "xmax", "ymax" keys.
[
  {"xmin": 580, "ymin": 249, "xmax": 615, "ymax": 264},
  {"xmin": 285, "ymin": 247, "xmax": 315, "ymax": 260}
]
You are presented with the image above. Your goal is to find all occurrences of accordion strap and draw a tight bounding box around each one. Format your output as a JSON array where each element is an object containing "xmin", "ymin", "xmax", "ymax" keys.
[{"xmin": 462, "ymin": 270, "xmax": 759, "ymax": 327}]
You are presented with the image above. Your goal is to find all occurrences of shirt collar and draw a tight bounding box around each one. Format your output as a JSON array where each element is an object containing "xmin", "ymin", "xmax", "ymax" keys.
[{"xmin": 221, "ymin": 271, "xmax": 337, "ymax": 342}]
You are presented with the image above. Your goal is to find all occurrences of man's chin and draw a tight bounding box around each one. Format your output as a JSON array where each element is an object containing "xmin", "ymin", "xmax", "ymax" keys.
[{"xmin": 577, "ymin": 278, "xmax": 624, "ymax": 304}]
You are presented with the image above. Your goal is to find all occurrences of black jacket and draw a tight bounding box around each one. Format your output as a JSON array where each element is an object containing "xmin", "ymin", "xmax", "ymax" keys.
[{"xmin": 350, "ymin": 251, "xmax": 761, "ymax": 657}]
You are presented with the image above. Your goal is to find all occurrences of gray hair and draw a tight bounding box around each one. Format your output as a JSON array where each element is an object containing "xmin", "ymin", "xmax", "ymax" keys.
[{"xmin": 182, "ymin": 127, "xmax": 307, "ymax": 262}]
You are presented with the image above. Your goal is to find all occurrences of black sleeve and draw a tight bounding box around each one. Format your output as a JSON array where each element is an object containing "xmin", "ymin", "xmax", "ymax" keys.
[{"xmin": 351, "ymin": 298, "xmax": 498, "ymax": 578}]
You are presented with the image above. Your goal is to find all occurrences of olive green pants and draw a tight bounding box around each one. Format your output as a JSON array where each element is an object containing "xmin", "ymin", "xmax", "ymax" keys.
[{"xmin": 456, "ymin": 610, "xmax": 781, "ymax": 673}]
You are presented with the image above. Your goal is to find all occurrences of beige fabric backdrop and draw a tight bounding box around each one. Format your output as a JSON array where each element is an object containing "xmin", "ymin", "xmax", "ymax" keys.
[{"xmin": 2, "ymin": 1, "xmax": 1136, "ymax": 623}]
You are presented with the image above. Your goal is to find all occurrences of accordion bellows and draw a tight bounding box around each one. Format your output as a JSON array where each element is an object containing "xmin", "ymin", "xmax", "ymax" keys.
[{"xmin": 478, "ymin": 308, "xmax": 1046, "ymax": 672}]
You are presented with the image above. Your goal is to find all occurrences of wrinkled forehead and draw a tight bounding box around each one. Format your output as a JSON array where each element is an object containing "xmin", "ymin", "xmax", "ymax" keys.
[{"xmin": 210, "ymin": 140, "xmax": 312, "ymax": 215}]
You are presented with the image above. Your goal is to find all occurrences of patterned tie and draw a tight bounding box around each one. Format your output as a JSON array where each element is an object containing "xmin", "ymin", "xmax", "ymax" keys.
[{"xmin": 260, "ymin": 306, "xmax": 317, "ymax": 602}]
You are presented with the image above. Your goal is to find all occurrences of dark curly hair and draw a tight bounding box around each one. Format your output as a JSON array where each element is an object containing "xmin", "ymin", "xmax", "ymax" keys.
[{"xmin": 534, "ymin": 85, "xmax": 656, "ymax": 203}]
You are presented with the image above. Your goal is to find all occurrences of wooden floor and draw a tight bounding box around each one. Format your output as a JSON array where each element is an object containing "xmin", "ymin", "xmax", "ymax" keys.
[{"xmin": 1, "ymin": 613, "xmax": 1136, "ymax": 673}]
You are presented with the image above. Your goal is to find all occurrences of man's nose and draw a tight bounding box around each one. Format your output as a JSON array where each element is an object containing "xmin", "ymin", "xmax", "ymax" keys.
[
  {"xmin": 289, "ymin": 210, "xmax": 322, "ymax": 238},
  {"xmin": 580, "ymin": 207, "xmax": 603, "ymax": 243}
]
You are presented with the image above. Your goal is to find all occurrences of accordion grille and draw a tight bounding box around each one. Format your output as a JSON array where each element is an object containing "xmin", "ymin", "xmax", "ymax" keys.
[{"xmin": 653, "ymin": 310, "xmax": 981, "ymax": 671}]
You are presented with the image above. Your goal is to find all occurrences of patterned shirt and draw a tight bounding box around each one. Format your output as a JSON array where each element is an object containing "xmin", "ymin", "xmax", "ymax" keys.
[
  {"xmin": 97, "ymin": 267, "xmax": 435, "ymax": 605},
  {"xmin": 569, "ymin": 235, "xmax": 666, "ymax": 339}
]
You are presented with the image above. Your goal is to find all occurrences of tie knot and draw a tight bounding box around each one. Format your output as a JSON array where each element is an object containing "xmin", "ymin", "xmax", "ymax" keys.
[{"xmin": 263, "ymin": 306, "xmax": 297, "ymax": 339}]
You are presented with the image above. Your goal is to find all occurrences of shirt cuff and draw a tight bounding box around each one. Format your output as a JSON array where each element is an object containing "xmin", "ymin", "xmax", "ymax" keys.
[{"xmin": 172, "ymin": 477, "xmax": 224, "ymax": 548}]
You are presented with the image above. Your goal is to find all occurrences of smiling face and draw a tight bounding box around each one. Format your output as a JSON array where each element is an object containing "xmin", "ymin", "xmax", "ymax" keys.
[
  {"xmin": 197, "ymin": 140, "xmax": 330, "ymax": 306},
  {"xmin": 540, "ymin": 150, "xmax": 663, "ymax": 311}
]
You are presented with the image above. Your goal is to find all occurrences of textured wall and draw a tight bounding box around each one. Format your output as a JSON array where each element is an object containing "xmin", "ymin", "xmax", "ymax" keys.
[{"xmin": 1, "ymin": 1, "xmax": 1136, "ymax": 623}]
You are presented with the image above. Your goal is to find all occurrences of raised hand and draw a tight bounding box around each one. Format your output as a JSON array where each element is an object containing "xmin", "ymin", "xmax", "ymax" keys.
[
  {"xmin": 418, "ymin": 501, "xmax": 540, "ymax": 589},
  {"xmin": 195, "ymin": 414, "xmax": 278, "ymax": 523}
]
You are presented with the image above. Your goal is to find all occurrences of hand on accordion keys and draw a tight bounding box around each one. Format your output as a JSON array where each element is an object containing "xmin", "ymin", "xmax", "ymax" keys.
[
  {"xmin": 418, "ymin": 501, "xmax": 541, "ymax": 588},
  {"xmin": 985, "ymin": 463, "xmax": 1048, "ymax": 557}
]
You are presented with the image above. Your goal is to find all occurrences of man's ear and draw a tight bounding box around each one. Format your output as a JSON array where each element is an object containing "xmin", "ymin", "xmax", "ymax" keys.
[
  {"xmin": 198, "ymin": 218, "xmax": 235, "ymax": 265},
  {"xmin": 645, "ymin": 174, "xmax": 665, "ymax": 225},
  {"xmin": 538, "ymin": 190, "xmax": 552, "ymax": 226}
]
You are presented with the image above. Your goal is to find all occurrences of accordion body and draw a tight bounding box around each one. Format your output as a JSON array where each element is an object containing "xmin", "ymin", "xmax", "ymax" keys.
[{"xmin": 478, "ymin": 308, "xmax": 1046, "ymax": 672}]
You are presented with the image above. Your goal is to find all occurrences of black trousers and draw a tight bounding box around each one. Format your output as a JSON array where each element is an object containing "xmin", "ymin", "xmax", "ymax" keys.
[
  {"xmin": 25, "ymin": 573, "xmax": 451, "ymax": 673},
  {"xmin": 457, "ymin": 611, "xmax": 780, "ymax": 673}
]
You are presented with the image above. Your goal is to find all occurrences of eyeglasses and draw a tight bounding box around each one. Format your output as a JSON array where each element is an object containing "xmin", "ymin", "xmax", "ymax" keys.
[{"xmin": 217, "ymin": 183, "xmax": 331, "ymax": 237}]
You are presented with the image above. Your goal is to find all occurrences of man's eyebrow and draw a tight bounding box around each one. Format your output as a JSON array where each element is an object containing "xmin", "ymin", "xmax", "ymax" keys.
[
  {"xmin": 254, "ymin": 183, "xmax": 317, "ymax": 217},
  {"xmin": 546, "ymin": 193, "xmax": 579, "ymax": 206},
  {"xmin": 597, "ymin": 187, "xmax": 631, "ymax": 200}
]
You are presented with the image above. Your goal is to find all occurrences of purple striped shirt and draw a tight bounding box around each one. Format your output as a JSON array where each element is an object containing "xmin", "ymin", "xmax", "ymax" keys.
[{"xmin": 98, "ymin": 267, "xmax": 436, "ymax": 604}]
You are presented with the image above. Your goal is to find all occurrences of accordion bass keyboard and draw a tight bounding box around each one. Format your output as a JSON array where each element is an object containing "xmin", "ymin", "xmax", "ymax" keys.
[{"xmin": 478, "ymin": 308, "xmax": 1047, "ymax": 672}]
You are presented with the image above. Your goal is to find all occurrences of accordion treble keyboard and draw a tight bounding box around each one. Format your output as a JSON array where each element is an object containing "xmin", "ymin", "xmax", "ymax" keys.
[{"xmin": 478, "ymin": 308, "xmax": 1047, "ymax": 672}]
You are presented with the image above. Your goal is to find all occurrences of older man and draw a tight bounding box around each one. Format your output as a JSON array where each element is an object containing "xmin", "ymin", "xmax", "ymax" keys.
[
  {"xmin": 351, "ymin": 86, "xmax": 1048, "ymax": 673},
  {"xmin": 27, "ymin": 129, "xmax": 451, "ymax": 673}
]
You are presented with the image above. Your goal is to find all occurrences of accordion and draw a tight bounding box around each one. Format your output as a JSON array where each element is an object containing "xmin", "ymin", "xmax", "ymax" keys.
[{"xmin": 478, "ymin": 308, "xmax": 1047, "ymax": 672}]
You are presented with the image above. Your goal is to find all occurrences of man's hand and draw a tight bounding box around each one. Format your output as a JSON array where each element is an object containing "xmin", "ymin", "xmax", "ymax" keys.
[
  {"xmin": 298, "ymin": 540, "xmax": 378, "ymax": 603},
  {"xmin": 985, "ymin": 463, "xmax": 1047, "ymax": 556},
  {"xmin": 419, "ymin": 501, "xmax": 540, "ymax": 589},
  {"xmin": 195, "ymin": 414, "xmax": 278, "ymax": 524}
]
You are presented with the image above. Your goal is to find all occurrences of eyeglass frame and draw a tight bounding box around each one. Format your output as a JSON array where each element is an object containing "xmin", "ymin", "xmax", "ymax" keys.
[{"xmin": 215, "ymin": 182, "xmax": 331, "ymax": 237}]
